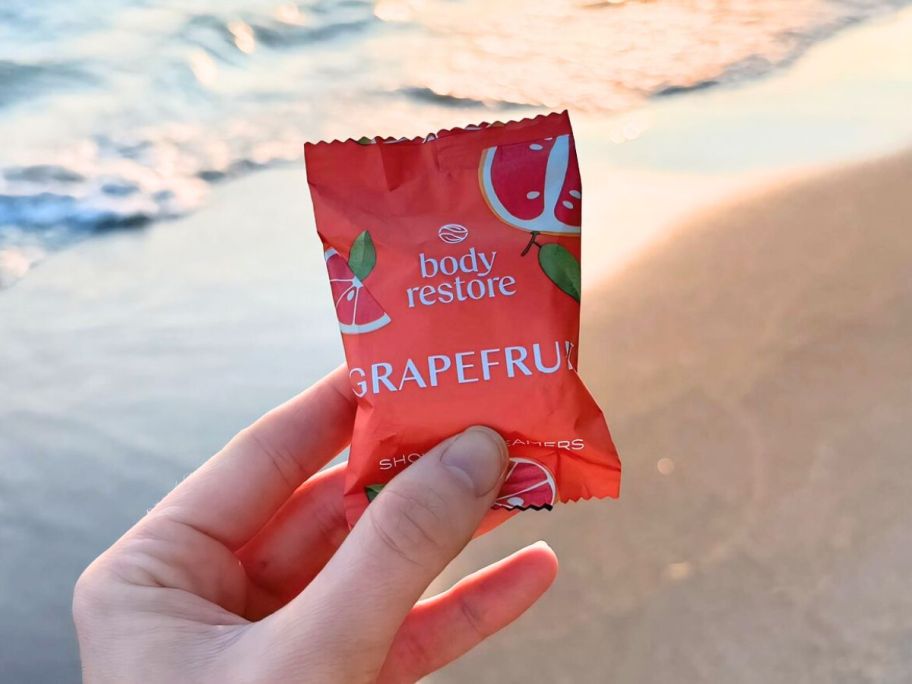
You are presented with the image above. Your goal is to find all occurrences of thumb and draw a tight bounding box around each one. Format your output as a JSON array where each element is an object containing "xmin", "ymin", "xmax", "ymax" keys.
[{"xmin": 269, "ymin": 426, "xmax": 508, "ymax": 680}]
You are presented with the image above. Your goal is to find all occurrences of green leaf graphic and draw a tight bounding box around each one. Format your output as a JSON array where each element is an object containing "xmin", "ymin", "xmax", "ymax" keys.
[
  {"xmin": 348, "ymin": 230, "xmax": 376, "ymax": 281},
  {"xmin": 538, "ymin": 243, "xmax": 581, "ymax": 302},
  {"xmin": 365, "ymin": 484, "xmax": 385, "ymax": 502},
  {"xmin": 356, "ymin": 135, "xmax": 373, "ymax": 145}
]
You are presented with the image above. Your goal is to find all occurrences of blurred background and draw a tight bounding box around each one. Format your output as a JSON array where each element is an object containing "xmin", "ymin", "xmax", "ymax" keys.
[{"xmin": 1, "ymin": 1, "xmax": 911, "ymax": 681}]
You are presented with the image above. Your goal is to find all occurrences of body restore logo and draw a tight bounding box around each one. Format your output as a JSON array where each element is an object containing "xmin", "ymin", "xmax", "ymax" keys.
[
  {"xmin": 406, "ymin": 223, "xmax": 516, "ymax": 308},
  {"xmin": 437, "ymin": 223, "xmax": 469, "ymax": 244}
]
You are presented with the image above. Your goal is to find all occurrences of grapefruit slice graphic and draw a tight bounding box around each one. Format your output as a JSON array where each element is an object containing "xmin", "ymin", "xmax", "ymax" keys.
[
  {"xmin": 479, "ymin": 133, "xmax": 581, "ymax": 236},
  {"xmin": 324, "ymin": 248, "xmax": 391, "ymax": 334},
  {"xmin": 494, "ymin": 458, "xmax": 557, "ymax": 510}
]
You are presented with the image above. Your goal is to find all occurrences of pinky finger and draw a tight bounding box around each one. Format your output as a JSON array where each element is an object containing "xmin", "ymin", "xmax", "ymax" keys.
[{"xmin": 378, "ymin": 541, "xmax": 559, "ymax": 683}]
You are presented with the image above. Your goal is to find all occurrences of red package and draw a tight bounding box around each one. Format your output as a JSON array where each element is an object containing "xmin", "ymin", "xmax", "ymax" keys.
[{"xmin": 305, "ymin": 111, "xmax": 620, "ymax": 528}]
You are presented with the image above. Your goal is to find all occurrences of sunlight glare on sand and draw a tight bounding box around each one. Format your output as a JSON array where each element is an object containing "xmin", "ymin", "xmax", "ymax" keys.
[
  {"xmin": 657, "ymin": 457, "xmax": 676, "ymax": 475},
  {"xmin": 664, "ymin": 561, "xmax": 694, "ymax": 582},
  {"xmin": 578, "ymin": 160, "xmax": 769, "ymax": 288}
]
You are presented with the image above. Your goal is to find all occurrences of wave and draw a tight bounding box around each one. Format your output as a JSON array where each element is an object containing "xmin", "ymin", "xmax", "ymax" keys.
[
  {"xmin": 0, "ymin": 0, "xmax": 909, "ymax": 287},
  {"xmin": 0, "ymin": 60, "xmax": 94, "ymax": 108},
  {"xmin": 392, "ymin": 0, "xmax": 912, "ymax": 111},
  {"xmin": 0, "ymin": 152, "xmax": 207, "ymax": 231},
  {"xmin": 396, "ymin": 87, "xmax": 529, "ymax": 109},
  {"xmin": 178, "ymin": 1, "xmax": 375, "ymax": 58}
]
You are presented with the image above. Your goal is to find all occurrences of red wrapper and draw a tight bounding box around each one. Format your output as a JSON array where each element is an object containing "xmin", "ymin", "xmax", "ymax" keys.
[{"xmin": 305, "ymin": 111, "xmax": 621, "ymax": 528}]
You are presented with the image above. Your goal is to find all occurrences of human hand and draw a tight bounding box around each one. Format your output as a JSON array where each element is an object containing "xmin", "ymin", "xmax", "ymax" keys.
[{"xmin": 73, "ymin": 368, "xmax": 558, "ymax": 683}]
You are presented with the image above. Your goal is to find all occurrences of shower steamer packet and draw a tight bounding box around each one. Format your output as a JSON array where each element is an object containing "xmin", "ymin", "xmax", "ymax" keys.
[{"xmin": 304, "ymin": 111, "xmax": 620, "ymax": 528}]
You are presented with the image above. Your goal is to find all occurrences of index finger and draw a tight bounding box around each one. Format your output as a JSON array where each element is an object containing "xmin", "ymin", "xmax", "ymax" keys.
[{"xmin": 149, "ymin": 366, "xmax": 356, "ymax": 550}]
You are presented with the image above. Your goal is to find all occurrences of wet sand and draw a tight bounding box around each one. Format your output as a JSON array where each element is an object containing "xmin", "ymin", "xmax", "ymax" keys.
[
  {"xmin": 0, "ymin": 167, "xmax": 346, "ymax": 683},
  {"xmin": 431, "ymin": 150, "xmax": 912, "ymax": 683}
]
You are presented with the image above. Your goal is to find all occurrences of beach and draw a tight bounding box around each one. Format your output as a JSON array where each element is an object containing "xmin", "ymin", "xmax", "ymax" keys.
[
  {"xmin": 432, "ymin": 149, "xmax": 912, "ymax": 683},
  {"xmin": 2, "ymin": 6, "xmax": 912, "ymax": 682}
]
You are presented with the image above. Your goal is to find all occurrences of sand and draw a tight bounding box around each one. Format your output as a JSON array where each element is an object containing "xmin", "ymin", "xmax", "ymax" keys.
[
  {"xmin": 2, "ymin": 11, "xmax": 912, "ymax": 680},
  {"xmin": 2, "ymin": 151, "xmax": 911, "ymax": 682},
  {"xmin": 430, "ymin": 150, "xmax": 912, "ymax": 683}
]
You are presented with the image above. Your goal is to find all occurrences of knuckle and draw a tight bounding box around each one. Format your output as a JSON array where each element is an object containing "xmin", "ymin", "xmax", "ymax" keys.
[
  {"xmin": 72, "ymin": 572, "xmax": 92, "ymax": 623},
  {"xmin": 72, "ymin": 545, "xmax": 157, "ymax": 628},
  {"xmin": 368, "ymin": 486, "xmax": 450, "ymax": 566},
  {"xmin": 311, "ymin": 494, "xmax": 349, "ymax": 552},
  {"xmin": 237, "ymin": 425, "xmax": 305, "ymax": 491},
  {"xmin": 457, "ymin": 591, "xmax": 491, "ymax": 640},
  {"xmin": 397, "ymin": 627, "xmax": 438, "ymax": 677},
  {"xmin": 72, "ymin": 560, "xmax": 112, "ymax": 627}
]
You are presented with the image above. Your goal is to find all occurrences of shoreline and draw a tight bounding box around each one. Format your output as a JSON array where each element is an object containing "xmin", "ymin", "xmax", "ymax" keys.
[
  {"xmin": 1, "ymin": 7, "xmax": 912, "ymax": 683},
  {"xmin": 3, "ymin": 7, "xmax": 912, "ymax": 291},
  {"xmin": 573, "ymin": 5, "xmax": 912, "ymax": 283}
]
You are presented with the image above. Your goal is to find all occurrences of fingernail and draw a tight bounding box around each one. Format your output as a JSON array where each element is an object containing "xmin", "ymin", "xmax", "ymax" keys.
[{"xmin": 440, "ymin": 426, "xmax": 507, "ymax": 496}]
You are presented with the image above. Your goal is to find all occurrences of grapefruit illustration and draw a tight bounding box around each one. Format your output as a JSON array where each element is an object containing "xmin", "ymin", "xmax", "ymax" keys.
[
  {"xmin": 324, "ymin": 248, "xmax": 391, "ymax": 334},
  {"xmin": 493, "ymin": 458, "xmax": 557, "ymax": 510},
  {"xmin": 479, "ymin": 133, "xmax": 581, "ymax": 236}
]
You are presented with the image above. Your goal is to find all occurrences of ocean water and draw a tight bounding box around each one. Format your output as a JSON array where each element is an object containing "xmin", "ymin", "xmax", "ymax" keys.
[{"xmin": 0, "ymin": 0, "xmax": 909, "ymax": 285}]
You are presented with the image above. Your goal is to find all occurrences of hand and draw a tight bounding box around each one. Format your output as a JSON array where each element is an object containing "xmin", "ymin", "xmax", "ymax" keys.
[{"xmin": 73, "ymin": 368, "xmax": 558, "ymax": 683}]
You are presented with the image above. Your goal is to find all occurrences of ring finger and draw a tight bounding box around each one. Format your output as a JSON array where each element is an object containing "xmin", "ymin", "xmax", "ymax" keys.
[{"xmin": 237, "ymin": 463, "xmax": 350, "ymax": 619}]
